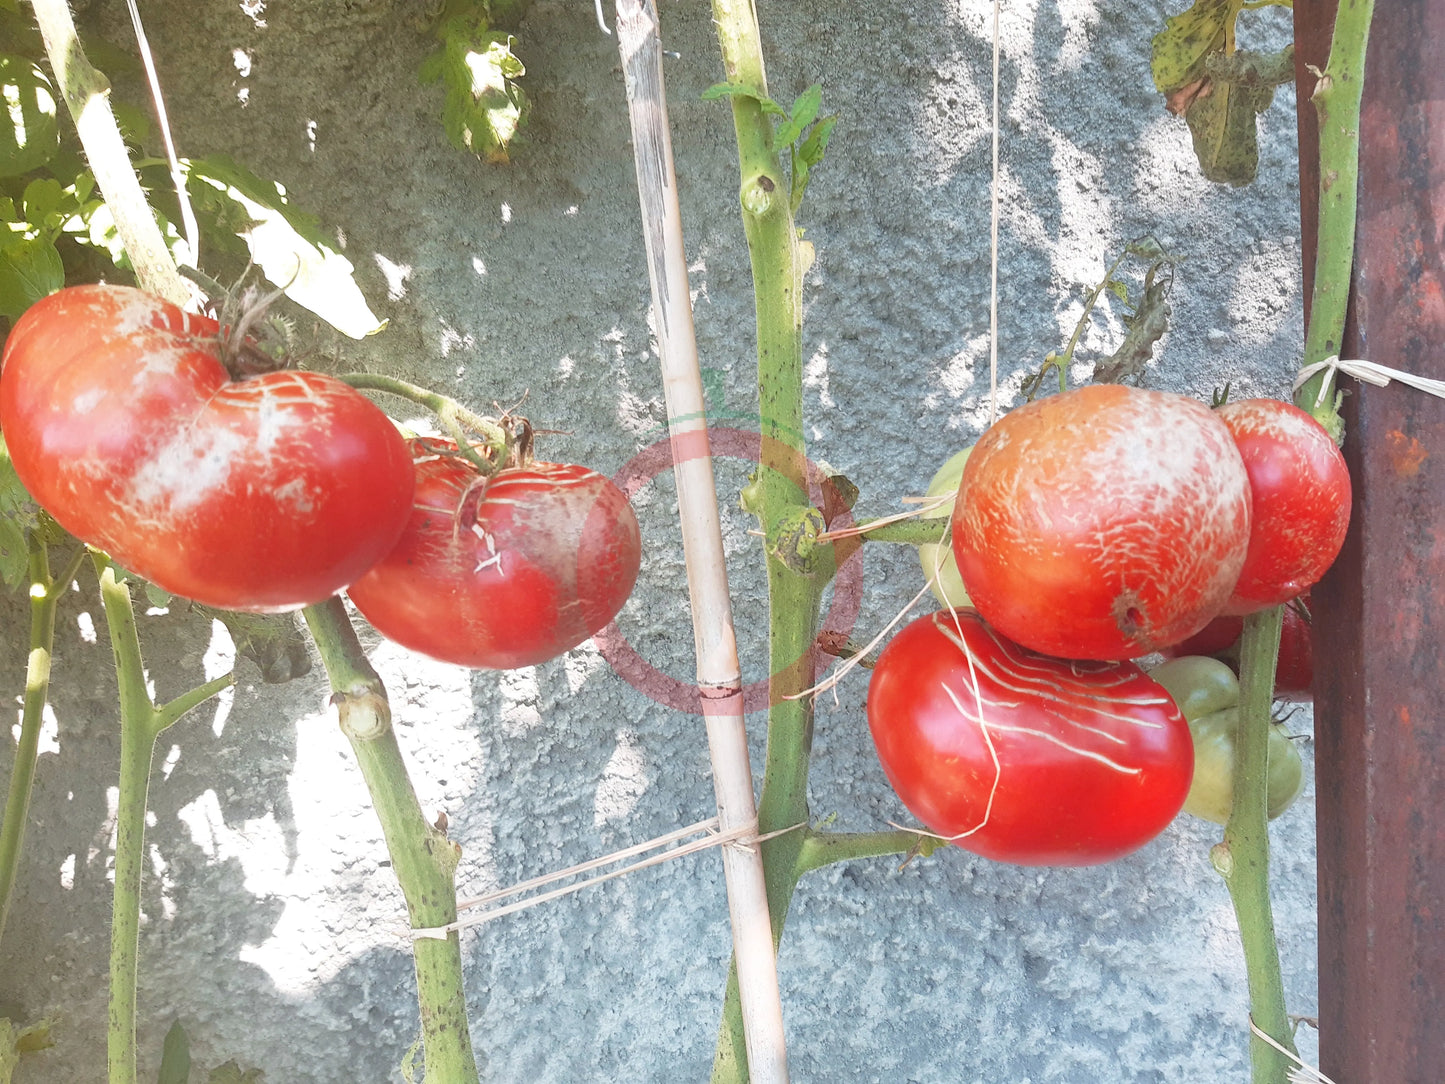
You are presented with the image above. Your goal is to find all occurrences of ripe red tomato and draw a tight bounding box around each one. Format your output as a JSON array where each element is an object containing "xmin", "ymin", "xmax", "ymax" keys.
[
  {"xmin": 1160, "ymin": 595, "xmax": 1313, "ymax": 702},
  {"xmin": 1273, "ymin": 598, "xmax": 1313, "ymax": 701},
  {"xmin": 951, "ymin": 384, "xmax": 1251, "ymax": 660},
  {"xmin": 866, "ymin": 609, "xmax": 1194, "ymax": 866},
  {"xmin": 347, "ymin": 439, "xmax": 641, "ymax": 669},
  {"xmin": 0, "ymin": 285, "xmax": 414, "ymax": 611},
  {"xmin": 1215, "ymin": 398, "xmax": 1350, "ymax": 615}
]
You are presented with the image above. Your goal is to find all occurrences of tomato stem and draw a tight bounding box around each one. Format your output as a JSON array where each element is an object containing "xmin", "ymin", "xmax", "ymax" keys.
[
  {"xmin": 94, "ymin": 558, "xmax": 234, "ymax": 1084},
  {"xmin": 0, "ymin": 540, "xmax": 85, "ymax": 949},
  {"xmin": 1294, "ymin": 0, "xmax": 1374, "ymax": 439},
  {"xmin": 708, "ymin": 1, "xmax": 827, "ymax": 1078},
  {"xmin": 337, "ymin": 372, "xmax": 510, "ymax": 475},
  {"xmin": 1220, "ymin": 606, "xmax": 1298, "ymax": 1084},
  {"xmin": 300, "ymin": 598, "xmax": 480, "ymax": 1084},
  {"xmin": 851, "ymin": 518, "xmax": 949, "ymax": 546}
]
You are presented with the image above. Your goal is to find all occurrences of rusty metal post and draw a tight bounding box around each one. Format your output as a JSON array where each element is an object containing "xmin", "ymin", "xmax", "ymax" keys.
[{"xmin": 1294, "ymin": 4, "xmax": 1445, "ymax": 1081}]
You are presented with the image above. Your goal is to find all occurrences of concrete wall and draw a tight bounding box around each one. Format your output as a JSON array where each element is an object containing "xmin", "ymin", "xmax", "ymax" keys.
[{"xmin": 1, "ymin": 1, "xmax": 1317, "ymax": 1080}]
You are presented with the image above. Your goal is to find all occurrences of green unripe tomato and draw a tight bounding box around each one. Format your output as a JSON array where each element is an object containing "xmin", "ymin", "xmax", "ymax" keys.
[
  {"xmin": 917, "ymin": 446, "xmax": 973, "ymax": 609},
  {"xmin": 1149, "ymin": 656, "xmax": 1240, "ymax": 722},
  {"xmin": 1181, "ymin": 708, "xmax": 1304, "ymax": 825},
  {"xmin": 1149, "ymin": 655, "xmax": 1305, "ymax": 825}
]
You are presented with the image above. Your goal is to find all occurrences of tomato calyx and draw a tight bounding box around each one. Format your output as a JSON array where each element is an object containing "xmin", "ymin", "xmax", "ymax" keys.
[{"xmin": 206, "ymin": 281, "xmax": 303, "ymax": 380}]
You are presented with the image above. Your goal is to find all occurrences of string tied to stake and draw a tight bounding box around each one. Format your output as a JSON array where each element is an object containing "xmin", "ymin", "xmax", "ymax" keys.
[
  {"xmin": 1293, "ymin": 355, "xmax": 1445, "ymax": 408},
  {"xmin": 410, "ymin": 817, "xmax": 807, "ymax": 940}
]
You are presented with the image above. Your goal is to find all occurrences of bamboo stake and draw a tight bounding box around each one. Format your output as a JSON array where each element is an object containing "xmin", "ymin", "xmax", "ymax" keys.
[
  {"xmin": 30, "ymin": 0, "xmax": 189, "ymax": 306},
  {"xmin": 612, "ymin": 3, "xmax": 789, "ymax": 1081}
]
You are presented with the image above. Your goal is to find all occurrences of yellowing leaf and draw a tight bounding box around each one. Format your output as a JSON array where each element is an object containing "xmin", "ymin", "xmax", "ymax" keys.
[{"xmin": 1151, "ymin": 0, "xmax": 1235, "ymax": 92}]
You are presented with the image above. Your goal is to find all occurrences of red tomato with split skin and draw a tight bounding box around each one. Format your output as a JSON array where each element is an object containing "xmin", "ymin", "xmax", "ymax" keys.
[
  {"xmin": 347, "ymin": 438, "xmax": 641, "ymax": 669},
  {"xmin": 0, "ymin": 284, "xmax": 415, "ymax": 611},
  {"xmin": 951, "ymin": 384, "xmax": 1252, "ymax": 661},
  {"xmin": 866, "ymin": 609, "xmax": 1194, "ymax": 866},
  {"xmin": 1215, "ymin": 398, "xmax": 1350, "ymax": 615}
]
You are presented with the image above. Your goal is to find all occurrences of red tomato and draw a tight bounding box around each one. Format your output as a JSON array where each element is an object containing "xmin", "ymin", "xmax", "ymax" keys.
[
  {"xmin": 1161, "ymin": 595, "xmax": 1313, "ymax": 702},
  {"xmin": 0, "ymin": 285, "xmax": 414, "ymax": 611},
  {"xmin": 1215, "ymin": 398, "xmax": 1350, "ymax": 615},
  {"xmin": 1163, "ymin": 614, "xmax": 1246, "ymax": 658},
  {"xmin": 347, "ymin": 439, "xmax": 641, "ymax": 669},
  {"xmin": 951, "ymin": 384, "xmax": 1251, "ymax": 660},
  {"xmin": 867, "ymin": 610, "xmax": 1194, "ymax": 865}
]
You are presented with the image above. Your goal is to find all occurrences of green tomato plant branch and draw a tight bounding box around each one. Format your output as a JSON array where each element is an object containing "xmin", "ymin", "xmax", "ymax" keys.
[
  {"xmin": 93, "ymin": 558, "xmax": 234, "ymax": 1084},
  {"xmin": 1293, "ymin": 0, "xmax": 1374, "ymax": 436},
  {"xmin": 1221, "ymin": 5, "xmax": 1374, "ymax": 1083},
  {"xmin": 0, "ymin": 536, "xmax": 85, "ymax": 947},
  {"xmin": 706, "ymin": 2, "xmax": 936, "ymax": 1078},
  {"xmin": 301, "ymin": 599, "xmax": 480, "ymax": 1084},
  {"xmin": 337, "ymin": 371, "xmax": 511, "ymax": 475},
  {"xmin": 1216, "ymin": 606, "xmax": 1296, "ymax": 1083}
]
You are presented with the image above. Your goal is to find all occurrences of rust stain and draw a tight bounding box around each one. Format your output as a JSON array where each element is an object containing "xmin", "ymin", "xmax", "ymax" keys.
[
  {"xmin": 1417, "ymin": 272, "xmax": 1445, "ymax": 328},
  {"xmin": 1385, "ymin": 429, "xmax": 1429, "ymax": 477}
]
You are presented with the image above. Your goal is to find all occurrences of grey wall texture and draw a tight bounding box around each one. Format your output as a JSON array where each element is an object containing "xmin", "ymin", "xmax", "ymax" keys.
[{"xmin": 0, "ymin": 1, "xmax": 1318, "ymax": 1081}]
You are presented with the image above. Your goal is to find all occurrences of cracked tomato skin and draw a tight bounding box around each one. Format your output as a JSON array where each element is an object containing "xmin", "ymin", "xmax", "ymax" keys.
[
  {"xmin": 950, "ymin": 384, "xmax": 1252, "ymax": 660},
  {"xmin": 867, "ymin": 610, "xmax": 1194, "ymax": 866},
  {"xmin": 347, "ymin": 439, "xmax": 642, "ymax": 669},
  {"xmin": 0, "ymin": 284, "xmax": 414, "ymax": 611},
  {"xmin": 1215, "ymin": 398, "xmax": 1351, "ymax": 616}
]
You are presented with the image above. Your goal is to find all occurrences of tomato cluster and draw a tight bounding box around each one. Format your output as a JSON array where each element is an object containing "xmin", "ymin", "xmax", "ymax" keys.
[
  {"xmin": 0, "ymin": 285, "xmax": 416, "ymax": 612},
  {"xmin": 870, "ymin": 384, "xmax": 1347, "ymax": 865},
  {"xmin": 0, "ymin": 285, "xmax": 641, "ymax": 670}
]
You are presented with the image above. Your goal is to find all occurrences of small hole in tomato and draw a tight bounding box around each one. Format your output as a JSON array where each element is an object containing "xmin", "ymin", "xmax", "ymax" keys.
[{"xmin": 1124, "ymin": 606, "xmax": 1143, "ymax": 630}]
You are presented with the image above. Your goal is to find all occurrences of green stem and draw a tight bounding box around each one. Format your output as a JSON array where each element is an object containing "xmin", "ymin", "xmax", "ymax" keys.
[
  {"xmin": 0, "ymin": 542, "xmax": 83, "ymax": 946},
  {"xmin": 853, "ymin": 518, "xmax": 948, "ymax": 546},
  {"xmin": 97, "ymin": 560, "xmax": 233, "ymax": 1084},
  {"xmin": 709, "ymin": 2, "xmax": 840, "ymax": 1079},
  {"xmin": 301, "ymin": 599, "xmax": 478, "ymax": 1084},
  {"xmin": 796, "ymin": 829, "xmax": 938, "ymax": 874},
  {"xmin": 1214, "ymin": 607, "xmax": 1296, "ymax": 1084},
  {"xmin": 1294, "ymin": 0, "xmax": 1374, "ymax": 436},
  {"xmin": 337, "ymin": 372, "xmax": 508, "ymax": 473}
]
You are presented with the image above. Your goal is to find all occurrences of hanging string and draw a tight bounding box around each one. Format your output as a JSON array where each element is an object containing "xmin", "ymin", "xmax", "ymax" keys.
[{"xmin": 989, "ymin": 0, "xmax": 1001, "ymax": 426}]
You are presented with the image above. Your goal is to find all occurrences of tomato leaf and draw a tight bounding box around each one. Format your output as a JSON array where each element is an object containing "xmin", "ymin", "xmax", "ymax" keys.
[
  {"xmin": 701, "ymin": 82, "xmax": 787, "ymax": 117},
  {"xmin": 1182, "ymin": 70, "xmax": 1276, "ymax": 187},
  {"xmin": 774, "ymin": 84, "xmax": 822, "ymax": 149},
  {"xmin": 206, "ymin": 1060, "xmax": 265, "ymax": 1083},
  {"xmin": 0, "ymin": 54, "xmax": 57, "ymax": 178},
  {"xmin": 0, "ymin": 1015, "xmax": 55, "ymax": 1084},
  {"xmin": 1093, "ymin": 268, "xmax": 1174, "ymax": 384},
  {"xmin": 790, "ymin": 114, "xmax": 836, "ymax": 214},
  {"xmin": 1150, "ymin": 0, "xmax": 1234, "ymax": 93},
  {"xmin": 182, "ymin": 155, "xmax": 386, "ymax": 338},
  {"xmin": 0, "ymin": 515, "xmax": 26, "ymax": 590},
  {"xmin": 197, "ymin": 606, "xmax": 313, "ymax": 685},
  {"xmin": 420, "ymin": 3, "xmax": 530, "ymax": 164},
  {"xmin": 0, "ymin": 234, "xmax": 63, "ymax": 320},
  {"xmin": 157, "ymin": 1021, "xmax": 190, "ymax": 1084}
]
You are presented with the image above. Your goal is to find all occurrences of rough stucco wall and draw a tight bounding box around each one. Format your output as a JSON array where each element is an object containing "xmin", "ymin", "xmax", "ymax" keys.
[{"xmin": 0, "ymin": 1, "xmax": 1319, "ymax": 1081}]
